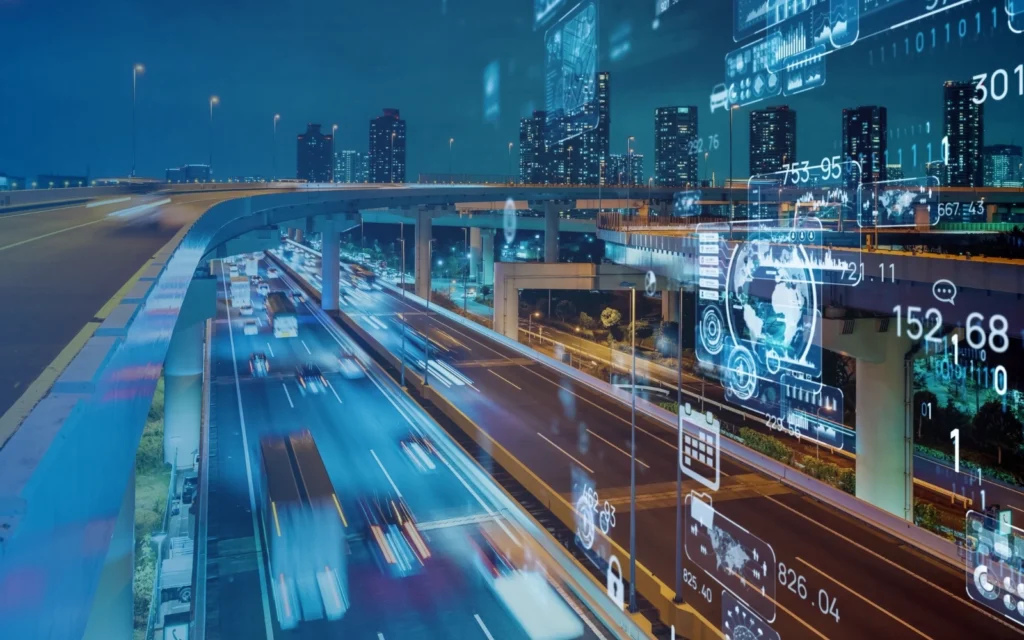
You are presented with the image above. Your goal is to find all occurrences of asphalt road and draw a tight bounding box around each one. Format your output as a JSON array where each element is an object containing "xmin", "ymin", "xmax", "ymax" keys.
[
  {"xmin": 0, "ymin": 192, "xmax": 253, "ymax": 422},
  {"xmin": 276, "ymin": 245, "xmax": 1024, "ymax": 640},
  {"xmin": 203, "ymin": 260, "xmax": 608, "ymax": 640}
]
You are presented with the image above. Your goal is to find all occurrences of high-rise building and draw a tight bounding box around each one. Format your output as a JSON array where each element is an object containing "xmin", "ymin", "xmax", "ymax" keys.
[
  {"xmin": 842, "ymin": 106, "xmax": 887, "ymax": 183},
  {"xmin": 369, "ymin": 108, "xmax": 406, "ymax": 183},
  {"xmin": 296, "ymin": 124, "xmax": 333, "ymax": 183},
  {"xmin": 606, "ymin": 153, "xmax": 644, "ymax": 185},
  {"xmin": 334, "ymin": 150, "xmax": 368, "ymax": 183},
  {"xmin": 575, "ymin": 71, "xmax": 610, "ymax": 185},
  {"xmin": 943, "ymin": 81, "xmax": 984, "ymax": 187},
  {"xmin": 925, "ymin": 161, "xmax": 948, "ymax": 185},
  {"xmin": 983, "ymin": 144, "xmax": 1023, "ymax": 187},
  {"xmin": 886, "ymin": 164, "xmax": 904, "ymax": 181},
  {"xmin": 749, "ymin": 106, "xmax": 796, "ymax": 177},
  {"xmin": 519, "ymin": 110, "xmax": 548, "ymax": 184},
  {"xmin": 654, "ymin": 106, "xmax": 698, "ymax": 187}
]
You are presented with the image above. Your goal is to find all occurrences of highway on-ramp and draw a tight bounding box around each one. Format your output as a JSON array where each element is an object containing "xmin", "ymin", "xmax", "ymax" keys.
[{"xmin": 275, "ymin": 243, "xmax": 1024, "ymax": 640}]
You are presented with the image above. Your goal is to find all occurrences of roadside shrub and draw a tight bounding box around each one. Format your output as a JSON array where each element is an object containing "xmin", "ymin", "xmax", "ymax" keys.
[{"xmin": 739, "ymin": 427, "xmax": 793, "ymax": 464}]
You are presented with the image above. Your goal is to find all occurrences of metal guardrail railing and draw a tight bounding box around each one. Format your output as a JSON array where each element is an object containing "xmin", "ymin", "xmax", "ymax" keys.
[{"xmin": 144, "ymin": 447, "xmax": 177, "ymax": 640}]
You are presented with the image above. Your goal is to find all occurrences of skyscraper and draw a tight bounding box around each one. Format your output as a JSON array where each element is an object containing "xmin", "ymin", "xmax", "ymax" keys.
[
  {"xmin": 519, "ymin": 110, "xmax": 548, "ymax": 184},
  {"xmin": 749, "ymin": 106, "xmax": 796, "ymax": 177},
  {"xmin": 576, "ymin": 71, "xmax": 610, "ymax": 185},
  {"xmin": 369, "ymin": 108, "xmax": 406, "ymax": 183},
  {"xmin": 983, "ymin": 144, "xmax": 1023, "ymax": 187},
  {"xmin": 606, "ymin": 153, "xmax": 644, "ymax": 185},
  {"xmin": 886, "ymin": 164, "xmax": 904, "ymax": 181},
  {"xmin": 842, "ymin": 106, "xmax": 887, "ymax": 183},
  {"xmin": 925, "ymin": 161, "xmax": 948, "ymax": 185},
  {"xmin": 653, "ymin": 106, "xmax": 698, "ymax": 187},
  {"xmin": 296, "ymin": 124, "xmax": 333, "ymax": 183},
  {"xmin": 943, "ymin": 81, "xmax": 984, "ymax": 187},
  {"xmin": 334, "ymin": 150, "xmax": 368, "ymax": 183}
]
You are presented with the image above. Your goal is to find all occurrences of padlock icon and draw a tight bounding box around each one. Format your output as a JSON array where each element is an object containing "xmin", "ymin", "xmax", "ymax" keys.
[{"xmin": 606, "ymin": 554, "xmax": 625, "ymax": 610}]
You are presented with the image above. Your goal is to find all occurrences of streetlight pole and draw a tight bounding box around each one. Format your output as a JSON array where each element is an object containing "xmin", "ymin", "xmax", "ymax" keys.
[
  {"xmin": 674, "ymin": 285, "xmax": 684, "ymax": 604},
  {"xmin": 391, "ymin": 132, "xmax": 396, "ymax": 183},
  {"xmin": 449, "ymin": 137, "xmax": 455, "ymax": 181},
  {"xmin": 209, "ymin": 96, "xmax": 220, "ymax": 175},
  {"xmin": 332, "ymin": 124, "xmax": 338, "ymax": 183},
  {"xmin": 273, "ymin": 114, "xmax": 280, "ymax": 180},
  {"xmin": 729, "ymin": 105, "xmax": 738, "ymax": 220},
  {"xmin": 508, "ymin": 142, "xmax": 514, "ymax": 183},
  {"xmin": 131, "ymin": 64, "xmax": 144, "ymax": 177},
  {"xmin": 399, "ymin": 224, "xmax": 406, "ymax": 299},
  {"xmin": 628, "ymin": 284, "xmax": 638, "ymax": 613},
  {"xmin": 626, "ymin": 136, "xmax": 635, "ymax": 216}
]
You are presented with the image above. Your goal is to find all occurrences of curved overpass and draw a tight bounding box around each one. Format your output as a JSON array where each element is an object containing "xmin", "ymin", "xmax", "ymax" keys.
[{"xmin": 0, "ymin": 183, "xmax": 674, "ymax": 639}]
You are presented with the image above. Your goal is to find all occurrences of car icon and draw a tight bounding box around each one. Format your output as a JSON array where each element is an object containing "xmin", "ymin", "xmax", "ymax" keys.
[{"xmin": 710, "ymin": 83, "xmax": 729, "ymax": 113}]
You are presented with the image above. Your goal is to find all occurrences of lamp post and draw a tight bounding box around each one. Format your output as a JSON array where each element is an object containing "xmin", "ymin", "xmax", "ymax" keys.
[
  {"xmin": 449, "ymin": 137, "xmax": 455, "ymax": 181},
  {"xmin": 616, "ymin": 281, "xmax": 638, "ymax": 613},
  {"xmin": 399, "ymin": 224, "xmax": 406, "ymax": 299},
  {"xmin": 674, "ymin": 285, "xmax": 684, "ymax": 603},
  {"xmin": 528, "ymin": 311, "xmax": 540, "ymax": 345},
  {"xmin": 574, "ymin": 326, "xmax": 581, "ymax": 369},
  {"xmin": 332, "ymin": 124, "xmax": 338, "ymax": 183},
  {"xmin": 508, "ymin": 142, "xmax": 514, "ymax": 183},
  {"xmin": 131, "ymin": 64, "xmax": 144, "ymax": 177},
  {"xmin": 209, "ymin": 95, "xmax": 220, "ymax": 172},
  {"xmin": 626, "ymin": 136, "xmax": 635, "ymax": 216},
  {"xmin": 273, "ymin": 114, "xmax": 280, "ymax": 180},
  {"xmin": 729, "ymin": 104, "xmax": 739, "ymax": 220},
  {"xmin": 703, "ymin": 151, "xmax": 709, "ymax": 185}
]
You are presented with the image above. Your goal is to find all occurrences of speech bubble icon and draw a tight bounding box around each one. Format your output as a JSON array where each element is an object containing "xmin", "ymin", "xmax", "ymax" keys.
[{"xmin": 933, "ymin": 279, "xmax": 957, "ymax": 305}]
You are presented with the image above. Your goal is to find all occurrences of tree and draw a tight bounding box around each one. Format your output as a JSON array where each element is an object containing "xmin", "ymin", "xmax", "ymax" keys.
[
  {"xmin": 600, "ymin": 307, "xmax": 622, "ymax": 329},
  {"xmin": 578, "ymin": 311, "xmax": 596, "ymax": 330},
  {"xmin": 971, "ymin": 400, "xmax": 1024, "ymax": 465},
  {"xmin": 655, "ymin": 321, "xmax": 679, "ymax": 357},
  {"xmin": 625, "ymin": 319, "xmax": 653, "ymax": 340},
  {"xmin": 554, "ymin": 299, "xmax": 577, "ymax": 323},
  {"xmin": 913, "ymin": 390, "xmax": 940, "ymax": 442}
]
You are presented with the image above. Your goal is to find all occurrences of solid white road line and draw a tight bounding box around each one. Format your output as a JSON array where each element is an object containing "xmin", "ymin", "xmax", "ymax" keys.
[
  {"xmin": 86, "ymin": 196, "xmax": 131, "ymax": 208},
  {"xmin": 763, "ymin": 494, "xmax": 1024, "ymax": 636},
  {"xmin": 488, "ymin": 369, "xmax": 522, "ymax": 390},
  {"xmin": 266, "ymin": 342, "xmax": 275, "ymax": 357},
  {"xmin": 301, "ymin": 340, "xmax": 312, "ymax": 355},
  {"xmin": 586, "ymin": 429, "xmax": 650, "ymax": 469},
  {"xmin": 474, "ymin": 614, "xmax": 495, "ymax": 640},
  {"xmin": 538, "ymin": 433, "xmax": 594, "ymax": 474},
  {"xmin": 797, "ymin": 556, "xmax": 935, "ymax": 640},
  {"xmin": 326, "ymin": 379, "xmax": 344, "ymax": 404},
  {"xmin": 0, "ymin": 217, "xmax": 110, "ymax": 253},
  {"xmin": 219, "ymin": 270, "xmax": 276, "ymax": 640},
  {"xmin": 0, "ymin": 203, "xmax": 82, "ymax": 220},
  {"xmin": 282, "ymin": 383, "xmax": 294, "ymax": 409},
  {"xmin": 371, "ymin": 449, "xmax": 403, "ymax": 498}
]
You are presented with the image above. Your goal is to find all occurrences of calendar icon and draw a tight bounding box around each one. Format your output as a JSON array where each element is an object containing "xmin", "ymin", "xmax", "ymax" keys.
[{"xmin": 679, "ymin": 403, "xmax": 721, "ymax": 491}]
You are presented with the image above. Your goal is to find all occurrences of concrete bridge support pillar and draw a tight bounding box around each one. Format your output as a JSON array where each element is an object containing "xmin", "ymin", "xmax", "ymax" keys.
[
  {"xmin": 164, "ymin": 320, "xmax": 205, "ymax": 469},
  {"xmin": 415, "ymin": 209, "xmax": 433, "ymax": 300},
  {"xmin": 470, "ymin": 226, "xmax": 482, "ymax": 281},
  {"xmin": 321, "ymin": 222, "xmax": 340, "ymax": 311},
  {"xmin": 481, "ymin": 229, "xmax": 495, "ymax": 287},
  {"xmin": 544, "ymin": 201, "xmax": 559, "ymax": 264},
  {"xmin": 661, "ymin": 289, "xmax": 680, "ymax": 323},
  {"xmin": 82, "ymin": 467, "xmax": 135, "ymax": 640},
  {"xmin": 293, "ymin": 228, "xmax": 304, "ymax": 243},
  {"xmin": 823, "ymin": 318, "xmax": 914, "ymax": 521}
]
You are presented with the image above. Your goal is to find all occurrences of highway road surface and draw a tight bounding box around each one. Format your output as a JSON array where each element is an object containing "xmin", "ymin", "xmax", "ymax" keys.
[
  {"xmin": 202, "ymin": 258, "xmax": 613, "ymax": 639},
  {"xmin": 275, "ymin": 243, "xmax": 1024, "ymax": 640}
]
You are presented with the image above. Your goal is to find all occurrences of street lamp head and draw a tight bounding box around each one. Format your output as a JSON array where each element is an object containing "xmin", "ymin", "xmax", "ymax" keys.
[
  {"xmin": 450, "ymin": 137, "xmax": 454, "ymax": 144},
  {"xmin": 210, "ymin": 95, "xmax": 220, "ymax": 106},
  {"xmin": 134, "ymin": 63, "xmax": 145, "ymax": 73},
  {"xmin": 274, "ymin": 113, "xmax": 280, "ymax": 121}
]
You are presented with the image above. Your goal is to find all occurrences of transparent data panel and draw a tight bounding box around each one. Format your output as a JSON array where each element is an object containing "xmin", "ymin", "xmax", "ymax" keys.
[{"xmin": 545, "ymin": 1, "xmax": 599, "ymax": 142}]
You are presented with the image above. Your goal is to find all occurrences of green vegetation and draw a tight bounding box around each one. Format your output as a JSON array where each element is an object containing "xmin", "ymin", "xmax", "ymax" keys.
[
  {"xmin": 600, "ymin": 307, "xmax": 621, "ymax": 329},
  {"xmin": 133, "ymin": 377, "xmax": 170, "ymax": 638},
  {"xmin": 738, "ymin": 427, "xmax": 794, "ymax": 465}
]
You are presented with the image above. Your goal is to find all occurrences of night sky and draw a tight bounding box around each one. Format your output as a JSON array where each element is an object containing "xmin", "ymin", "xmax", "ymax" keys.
[{"xmin": 1, "ymin": 0, "xmax": 1020, "ymax": 181}]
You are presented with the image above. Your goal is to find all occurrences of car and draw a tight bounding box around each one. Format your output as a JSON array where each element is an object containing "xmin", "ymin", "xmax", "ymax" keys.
[
  {"xmin": 229, "ymin": 265, "xmax": 239, "ymax": 276},
  {"xmin": 250, "ymin": 275, "xmax": 261, "ymax": 285},
  {"xmin": 267, "ymin": 267, "xmax": 279, "ymax": 278},
  {"xmin": 468, "ymin": 529, "xmax": 516, "ymax": 584},
  {"xmin": 710, "ymin": 82, "xmax": 729, "ymax": 113},
  {"xmin": 291, "ymin": 291, "xmax": 305, "ymax": 303},
  {"xmin": 243, "ymin": 319, "xmax": 259, "ymax": 336},
  {"xmin": 249, "ymin": 353, "xmax": 269, "ymax": 377},
  {"xmin": 336, "ymin": 351, "xmax": 364, "ymax": 379},
  {"xmin": 253, "ymin": 251, "xmax": 266, "ymax": 260},
  {"xmin": 239, "ymin": 302, "xmax": 254, "ymax": 316},
  {"xmin": 295, "ymin": 363, "xmax": 326, "ymax": 395},
  {"xmin": 257, "ymin": 282, "xmax": 270, "ymax": 296},
  {"xmin": 359, "ymin": 492, "xmax": 430, "ymax": 577},
  {"xmin": 399, "ymin": 434, "xmax": 439, "ymax": 472}
]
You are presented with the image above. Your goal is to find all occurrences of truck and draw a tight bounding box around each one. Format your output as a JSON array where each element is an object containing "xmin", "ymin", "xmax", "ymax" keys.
[
  {"xmin": 246, "ymin": 257, "xmax": 259, "ymax": 276},
  {"xmin": 230, "ymin": 276, "xmax": 251, "ymax": 308},
  {"xmin": 261, "ymin": 430, "xmax": 348, "ymax": 629}
]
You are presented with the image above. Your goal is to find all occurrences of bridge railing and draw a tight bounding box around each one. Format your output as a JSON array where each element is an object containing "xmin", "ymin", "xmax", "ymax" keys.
[{"xmin": 596, "ymin": 211, "xmax": 730, "ymax": 231}]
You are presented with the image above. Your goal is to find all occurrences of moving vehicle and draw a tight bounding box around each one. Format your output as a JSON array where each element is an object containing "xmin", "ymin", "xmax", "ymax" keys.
[
  {"xmin": 296, "ymin": 363, "xmax": 326, "ymax": 395},
  {"xmin": 358, "ymin": 492, "xmax": 430, "ymax": 577},
  {"xmin": 404, "ymin": 327, "xmax": 452, "ymax": 359},
  {"xmin": 243, "ymin": 319, "xmax": 259, "ymax": 336},
  {"xmin": 260, "ymin": 431, "xmax": 348, "ymax": 630},
  {"xmin": 267, "ymin": 267, "xmax": 279, "ymax": 278},
  {"xmin": 291, "ymin": 291, "xmax": 305, "ymax": 304},
  {"xmin": 349, "ymin": 264, "xmax": 376, "ymax": 289},
  {"xmin": 250, "ymin": 275, "xmax": 261, "ymax": 285},
  {"xmin": 399, "ymin": 434, "xmax": 439, "ymax": 472},
  {"xmin": 266, "ymin": 291, "xmax": 298, "ymax": 338},
  {"xmin": 336, "ymin": 350, "xmax": 364, "ymax": 379},
  {"xmin": 230, "ymin": 275, "xmax": 250, "ymax": 308},
  {"xmin": 239, "ymin": 302, "xmax": 254, "ymax": 316},
  {"xmin": 257, "ymin": 282, "xmax": 271, "ymax": 296},
  {"xmin": 250, "ymin": 353, "xmax": 269, "ymax": 377}
]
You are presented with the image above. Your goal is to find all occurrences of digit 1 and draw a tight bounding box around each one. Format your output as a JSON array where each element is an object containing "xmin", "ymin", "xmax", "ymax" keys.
[
  {"xmin": 951, "ymin": 333, "xmax": 959, "ymax": 366},
  {"xmin": 951, "ymin": 429, "xmax": 960, "ymax": 474},
  {"xmin": 912, "ymin": 144, "xmax": 918, "ymax": 168},
  {"xmin": 927, "ymin": 142, "xmax": 932, "ymax": 164}
]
